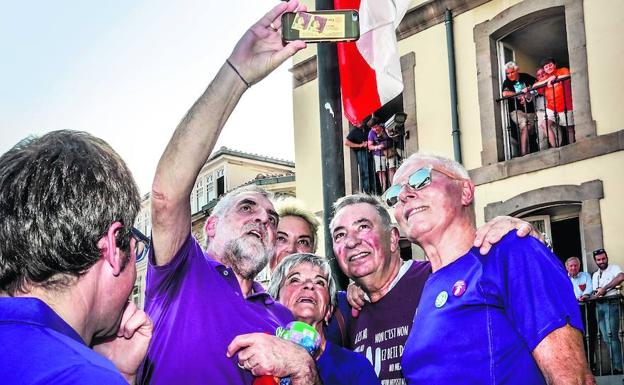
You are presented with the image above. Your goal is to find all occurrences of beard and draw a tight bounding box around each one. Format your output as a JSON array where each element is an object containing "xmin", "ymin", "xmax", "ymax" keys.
[{"xmin": 221, "ymin": 236, "xmax": 274, "ymax": 280}]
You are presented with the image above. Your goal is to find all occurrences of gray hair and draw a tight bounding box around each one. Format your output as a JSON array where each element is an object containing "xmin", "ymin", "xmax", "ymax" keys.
[
  {"xmin": 401, "ymin": 151, "xmax": 470, "ymax": 179},
  {"xmin": 565, "ymin": 256, "xmax": 580, "ymax": 266},
  {"xmin": 330, "ymin": 193, "xmax": 393, "ymax": 232},
  {"xmin": 211, "ymin": 184, "xmax": 273, "ymax": 219},
  {"xmin": 398, "ymin": 152, "xmax": 475, "ymax": 221},
  {"xmin": 505, "ymin": 61, "xmax": 519, "ymax": 71},
  {"xmin": 205, "ymin": 184, "xmax": 273, "ymax": 249},
  {"xmin": 267, "ymin": 253, "xmax": 337, "ymax": 307},
  {"xmin": 274, "ymin": 197, "xmax": 320, "ymax": 252}
]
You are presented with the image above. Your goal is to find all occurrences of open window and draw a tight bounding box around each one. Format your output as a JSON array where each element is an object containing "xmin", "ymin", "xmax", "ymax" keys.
[
  {"xmin": 496, "ymin": 10, "xmax": 572, "ymax": 159},
  {"xmin": 216, "ymin": 169, "xmax": 225, "ymax": 197},
  {"xmin": 474, "ymin": 0, "xmax": 594, "ymax": 167}
]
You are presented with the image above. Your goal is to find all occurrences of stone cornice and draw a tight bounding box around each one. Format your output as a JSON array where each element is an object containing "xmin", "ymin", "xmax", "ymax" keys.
[
  {"xmin": 290, "ymin": 56, "xmax": 318, "ymax": 88},
  {"xmin": 469, "ymin": 130, "xmax": 624, "ymax": 186},
  {"xmin": 396, "ymin": 0, "xmax": 490, "ymax": 40}
]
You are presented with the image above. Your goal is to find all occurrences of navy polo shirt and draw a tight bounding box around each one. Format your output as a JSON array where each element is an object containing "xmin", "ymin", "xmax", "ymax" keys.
[{"xmin": 0, "ymin": 297, "xmax": 127, "ymax": 385}]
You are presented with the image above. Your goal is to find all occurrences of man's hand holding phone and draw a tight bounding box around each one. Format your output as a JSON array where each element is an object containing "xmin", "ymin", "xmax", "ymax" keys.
[
  {"xmin": 282, "ymin": 10, "xmax": 360, "ymax": 43},
  {"xmin": 228, "ymin": 0, "xmax": 307, "ymax": 87}
]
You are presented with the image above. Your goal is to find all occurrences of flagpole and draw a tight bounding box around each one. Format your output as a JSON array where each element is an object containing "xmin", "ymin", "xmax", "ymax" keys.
[{"xmin": 316, "ymin": 0, "xmax": 348, "ymax": 290}]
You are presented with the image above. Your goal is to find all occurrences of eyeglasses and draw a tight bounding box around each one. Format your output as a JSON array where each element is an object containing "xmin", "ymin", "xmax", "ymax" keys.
[
  {"xmin": 382, "ymin": 166, "xmax": 464, "ymax": 207},
  {"xmin": 131, "ymin": 227, "xmax": 150, "ymax": 261}
]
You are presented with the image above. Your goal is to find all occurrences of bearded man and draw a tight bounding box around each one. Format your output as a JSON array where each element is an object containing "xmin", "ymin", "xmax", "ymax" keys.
[{"xmin": 140, "ymin": 2, "xmax": 321, "ymax": 384}]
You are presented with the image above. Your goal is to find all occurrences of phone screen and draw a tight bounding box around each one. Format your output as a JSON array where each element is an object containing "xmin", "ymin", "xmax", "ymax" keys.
[{"xmin": 282, "ymin": 11, "xmax": 359, "ymax": 43}]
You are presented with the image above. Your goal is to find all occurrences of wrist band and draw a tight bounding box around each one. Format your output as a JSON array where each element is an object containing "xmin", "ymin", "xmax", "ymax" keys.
[{"xmin": 226, "ymin": 59, "xmax": 251, "ymax": 89}]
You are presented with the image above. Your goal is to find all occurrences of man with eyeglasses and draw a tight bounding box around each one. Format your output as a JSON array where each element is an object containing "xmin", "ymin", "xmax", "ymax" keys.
[
  {"xmin": 140, "ymin": 2, "xmax": 323, "ymax": 385},
  {"xmin": 388, "ymin": 153, "xmax": 593, "ymax": 384},
  {"xmin": 329, "ymin": 192, "xmax": 540, "ymax": 383},
  {"xmin": 0, "ymin": 131, "xmax": 153, "ymax": 385},
  {"xmin": 591, "ymin": 248, "xmax": 624, "ymax": 374}
]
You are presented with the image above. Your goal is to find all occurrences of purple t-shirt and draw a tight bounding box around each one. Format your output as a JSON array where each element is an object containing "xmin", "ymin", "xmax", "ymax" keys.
[
  {"xmin": 349, "ymin": 260, "xmax": 431, "ymax": 384},
  {"xmin": 401, "ymin": 232, "xmax": 583, "ymax": 384},
  {"xmin": 140, "ymin": 233, "xmax": 293, "ymax": 385},
  {"xmin": 368, "ymin": 129, "xmax": 388, "ymax": 156}
]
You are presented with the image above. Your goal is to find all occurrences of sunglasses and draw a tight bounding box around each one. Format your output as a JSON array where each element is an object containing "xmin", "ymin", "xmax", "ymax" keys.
[
  {"xmin": 131, "ymin": 227, "xmax": 150, "ymax": 261},
  {"xmin": 592, "ymin": 248, "xmax": 606, "ymax": 257},
  {"xmin": 382, "ymin": 166, "xmax": 464, "ymax": 207}
]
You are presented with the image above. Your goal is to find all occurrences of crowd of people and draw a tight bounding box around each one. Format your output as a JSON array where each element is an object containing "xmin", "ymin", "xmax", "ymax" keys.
[
  {"xmin": 502, "ymin": 58, "xmax": 574, "ymax": 157},
  {"xmin": 0, "ymin": 2, "xmax": 600, "ymax": 385}
]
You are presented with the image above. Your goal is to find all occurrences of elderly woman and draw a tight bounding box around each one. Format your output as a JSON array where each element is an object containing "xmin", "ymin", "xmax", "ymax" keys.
[
  {"xmin": 268, "ymin": 253, "xmax": 380, "ymax": 385},
  {"xmin": 382, "ymin": 153, "xmax": 593, "ymax": 384},
  {"xmin": 272, "ymin": 198, "xmax": 351, "ymax": 348}
]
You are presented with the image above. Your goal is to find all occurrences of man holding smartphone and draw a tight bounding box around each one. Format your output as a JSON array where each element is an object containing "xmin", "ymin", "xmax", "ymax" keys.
[{"xmin": 140, "ymin": 2, "xmax": 321, "ymax": 385}]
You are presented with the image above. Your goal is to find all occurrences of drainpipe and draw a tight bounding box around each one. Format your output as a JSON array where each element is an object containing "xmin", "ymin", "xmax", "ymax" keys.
[{"xmin": 445, "ymin": 9, "xmax": 462, "ymax": 163}]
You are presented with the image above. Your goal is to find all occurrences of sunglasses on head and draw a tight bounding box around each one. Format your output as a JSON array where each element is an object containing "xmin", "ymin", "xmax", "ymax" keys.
[
  {"xmin": 592, "ymin": 248, "xmax": 606, "ymax": 257},
  {"xmin": 382, "ymin": 166, "xmax": 464, "ymax": 207}
]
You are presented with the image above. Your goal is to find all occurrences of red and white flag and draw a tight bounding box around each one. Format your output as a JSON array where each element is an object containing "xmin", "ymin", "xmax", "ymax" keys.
[{"xmin": 336, "ymin": 0, "xmax": 410, "ymax": 125}]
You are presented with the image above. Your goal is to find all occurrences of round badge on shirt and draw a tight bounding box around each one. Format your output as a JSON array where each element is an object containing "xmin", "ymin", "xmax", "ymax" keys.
[
  {"xmin": 452, "ymin": 280, "xmax": 467, "ymax": 297},
  {"xmin": 435, "ymin": 291, "xmax": 448, "ymax": 308}
]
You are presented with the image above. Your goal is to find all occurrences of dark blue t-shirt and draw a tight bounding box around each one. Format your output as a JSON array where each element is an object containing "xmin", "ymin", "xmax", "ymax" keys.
[
  {"xmin": 317, "ymin": 341, "xmax": 381, "ymax": 385},
  {"xmin": 324, "ymin": 291, "xmax": 352, "ymax": 348},
  {"xmin": 0, "ymin": 297, "xmax": 127, "ymax": 385},
  {"xmin": 401, "ymin": 232, "xmax": 582, "ymax": 384}
]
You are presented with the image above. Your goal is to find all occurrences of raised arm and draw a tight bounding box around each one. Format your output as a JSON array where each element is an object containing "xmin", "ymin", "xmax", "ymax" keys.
[{"xmin": 150, "ymin": 1, "xmax": 306, "ymax": 266}]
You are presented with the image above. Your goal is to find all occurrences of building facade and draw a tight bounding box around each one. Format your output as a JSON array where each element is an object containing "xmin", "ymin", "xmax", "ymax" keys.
[
  {"xmin": 292, "ymin": 0, "xmax": 623, "ymax": 376},
  {"xmin": 292, "ymin": 0, "xmax": 622, "ymax": 272}
]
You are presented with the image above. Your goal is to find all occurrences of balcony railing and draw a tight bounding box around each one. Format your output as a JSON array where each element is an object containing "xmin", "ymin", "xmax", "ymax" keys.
[
  {"xmin": 579, "ymin": 295, "xmax": 624, "ymax": 378},
  {"xmin": 496, "ymin": 75, "xmax": 573, "ymax": 160},
  {"xmin": 351, "ymin": 130, "xmax": 406, "ymax": 195}
]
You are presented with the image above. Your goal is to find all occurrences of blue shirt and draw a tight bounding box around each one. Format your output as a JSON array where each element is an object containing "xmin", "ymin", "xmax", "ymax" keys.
[
  {"xmin": 317, "ymin": 341, "xmax": 381, "ymax": 385},
  {"xmin": 402, "ymin": 232, "xmax": 583, "ymax": 384},
  {"xmin": 0, "ymin": 297, "xmax": 127, "ymax": 385},
  {"xmin": 140, "ymin": 233, "xmax": 293, "ymax": 385},
  {"xmin": 569, "ymin": 271, "xmax": 592, "ymax": 299}
]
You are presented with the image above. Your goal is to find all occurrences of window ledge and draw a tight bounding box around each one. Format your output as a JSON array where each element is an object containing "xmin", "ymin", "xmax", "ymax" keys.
[{"xmin": 469, "ymin": 129, "xmax": 624, "ymax": 186}]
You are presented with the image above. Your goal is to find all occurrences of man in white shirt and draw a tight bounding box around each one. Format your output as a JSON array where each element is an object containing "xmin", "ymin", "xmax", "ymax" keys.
[
  {"xmin": 591, "ymin": 248, "xmax": 624, "ymax": 373},
  {"xmin": 566, "ymin": 257, "xmax": 592, "ymax": 301}
]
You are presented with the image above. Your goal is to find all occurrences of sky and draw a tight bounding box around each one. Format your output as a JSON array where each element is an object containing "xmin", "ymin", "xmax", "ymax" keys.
[{"xmin": 0, "ymin": 0, "xmax": 298, "ymax": 195}]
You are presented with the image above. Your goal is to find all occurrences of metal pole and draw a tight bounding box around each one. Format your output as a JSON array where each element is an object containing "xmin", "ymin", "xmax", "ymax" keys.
[
  {"xmin": 316, "ymin": 0, "xmax": 348, "ymax": 290},
  {"xmin": 445, "ymin": 9, "xmax": 462, "ymax": 163}
]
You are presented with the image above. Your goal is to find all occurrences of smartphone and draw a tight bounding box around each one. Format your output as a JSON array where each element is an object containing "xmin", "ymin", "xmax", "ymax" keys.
[{"xmin": 281, "ymin": 10, "xmax": 359, "ymax": 43}]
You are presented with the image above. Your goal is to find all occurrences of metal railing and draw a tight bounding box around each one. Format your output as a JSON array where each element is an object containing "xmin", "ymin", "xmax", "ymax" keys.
[
  {"xmin": 579, "ymin": 295, "xmax": 624, "ymax": 377},
  {"xmin": 351, "ymin": 130, "xmax": 406, "ymax": 195},
  {"xmin": 496, "ymin": 75, "xmax": 573, "ymax": 160}
]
